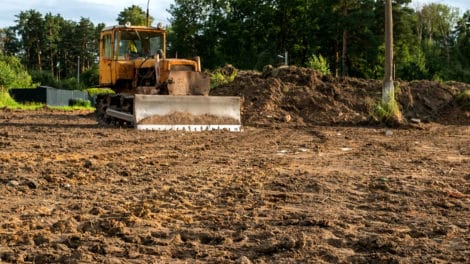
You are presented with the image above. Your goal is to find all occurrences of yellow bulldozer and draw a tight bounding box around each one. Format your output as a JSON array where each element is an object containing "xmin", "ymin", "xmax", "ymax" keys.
[{"xmin": 96, "ymin": 23, "xmax": 241, "ymax": 131}]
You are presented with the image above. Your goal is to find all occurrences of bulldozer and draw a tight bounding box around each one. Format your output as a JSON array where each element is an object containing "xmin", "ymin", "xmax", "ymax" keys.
[{"xmin": 95, "ymin": 23, "xmax": 241, "ymax": 131}]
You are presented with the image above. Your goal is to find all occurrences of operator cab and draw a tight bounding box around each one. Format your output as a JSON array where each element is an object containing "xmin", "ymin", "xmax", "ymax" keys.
[{"xmin": 99, "ymin": 25, "xmax": 166, "ymax": 89}]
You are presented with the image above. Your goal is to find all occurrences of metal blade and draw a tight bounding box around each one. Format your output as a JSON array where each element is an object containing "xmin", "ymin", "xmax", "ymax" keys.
[{"xmin": 134, "ymin": 94, "xmax": 241, "ymax": 131}]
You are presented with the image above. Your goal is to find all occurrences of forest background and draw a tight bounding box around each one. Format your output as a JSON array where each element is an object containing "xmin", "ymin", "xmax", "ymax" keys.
[{"xmin": 0, "ymin": 0, "xmax": 469, "ymax": 90}]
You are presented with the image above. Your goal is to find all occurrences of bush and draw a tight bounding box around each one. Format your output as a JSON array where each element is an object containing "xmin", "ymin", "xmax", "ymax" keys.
[
  {"xmin": 30, "ymin": 70, "xmax": 60, "ymax": 88},
  {"xmin": 306, "ymin": 54, "xmax": 331, "ymax": 75},
  {"xmin": 81, "ymin": 65, "xmax": 99, "ymax": 87},
  {"xmin": 60, "ymin": 77, "xmax": 84, "ymax": 90},
  {"xmin": 0, "ymin": 61, "xmax": 16, "ymax": 88},
  {"xmin": 0, "ymin": 55, "xmax": 34, "ymax": 89},
  {"xmin": 210, "ymin": 65, "xmax": 238, "ymax": 89},
  {"xmin": 85, "ymin": 88, "xmax": 115, "ymax": 96},
  {"xmin": 456, "ymin": 90, "xmax": 470, "ymax": 110},
  {"xmin": 69, "ymin": 98, "xmax": 92, "ymax": 107},
  {"xmin": 373, "ymin": 99, "xmax": 404, "ymax": 126}
]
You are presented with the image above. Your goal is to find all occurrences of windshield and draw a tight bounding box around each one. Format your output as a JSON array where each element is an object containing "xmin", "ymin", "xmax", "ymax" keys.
[{"xmin": 116, "ymin": 30, "xmax": 163, "ymax": 60}]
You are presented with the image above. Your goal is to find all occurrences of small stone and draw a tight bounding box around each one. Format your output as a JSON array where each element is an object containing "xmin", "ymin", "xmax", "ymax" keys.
[
  {"xmin": 410, "ymin": 118, "xmax": 421, "ymax": 123},
  {"xmin": 238, "ymin": 256, "xmax": 253, "ymax": 264},
  {"xmin": 385, "ymin": 129, "xmax": 393, "ymax": 136},
  {"xmin": 283, "ymin": 114, "xmax": 292, "ymax": 123},
  {"xmin": 7, "ymin": 180, "xmax": 20, "ymax": 187},
  {"xmin": 63, "ymin": 183, "xmax": 72, "ymax": 189}
]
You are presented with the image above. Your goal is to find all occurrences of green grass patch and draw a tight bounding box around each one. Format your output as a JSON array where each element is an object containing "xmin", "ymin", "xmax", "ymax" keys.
[
  {"xmin": 69, "ymin": 98, "xmax": 92, "ymax": 108},
  {"xmin": 85, "ymin": 87, "xmax": 115, "ymax": 96},
  {"xmin": 0, "ymin": 89, "xmax": 44, "ymax": 110},
  {"xmin": 0, "ymin": 88, "xmax": 94, "ymax": 111},
  {"xmin": 373, "ymin": 99, "xmax": 404, "ymax": 126},
  {"xmin": 47, "ymin": 105, "xmax": 95, "ymax": 111},
  {"xmin": 455, "ymin": 90, "xmax": 470, "ymax": 110},
  {"xmin": 210, "ymin": 65, "xmax": 238, "ymax": 89}
]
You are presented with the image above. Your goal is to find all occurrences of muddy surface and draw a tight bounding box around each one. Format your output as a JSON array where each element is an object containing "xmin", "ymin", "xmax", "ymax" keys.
[{"xmin": 1, "ymin": 67, "xmax": 469, "ymax": 263}]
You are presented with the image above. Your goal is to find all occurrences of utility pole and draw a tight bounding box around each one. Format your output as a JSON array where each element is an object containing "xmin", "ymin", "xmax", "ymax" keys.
[
  {"xmin": 383, "ymin": 0, "xmax": 394, "ymax": 103},
  {"xmin": 77, "ymin": 55, "xmax": 80, "ymax": 86},
  {"xmin": 146, "ymin": 0, "xmax": 150, "ymax": 27}
]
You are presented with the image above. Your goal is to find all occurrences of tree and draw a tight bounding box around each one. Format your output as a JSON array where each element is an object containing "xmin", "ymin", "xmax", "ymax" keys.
[
  {"xmin": 14, "ymin": 10, "xmax": 45, "ymax": 70},
  {"xmin": 416, "ymin": 3, "xmax": 460, "ymax": 79},
  {"xmin": 117, "ymin": 5, "xmax": 154, "ymax": 26},
  {"xmin": 453, "ymin": 11, "xmax": 470, "ymax": 82},
  {"xmin": 0, "ymin": 27, "xmax": 21, "ymax": 56},
  {"xmin": 44, "ymin": 13, "xmax": 61, "ymax": 77}
]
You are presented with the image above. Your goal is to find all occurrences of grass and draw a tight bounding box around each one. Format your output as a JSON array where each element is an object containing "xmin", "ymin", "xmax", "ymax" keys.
[
  {"xmin": 85, "ymin": 87, "xmax": 115, "ymax": 96},
  {"xmin": 210, "ymin": 66, "xmax": 238, "ymax": 89},
  {"xmin": 0, "ymin": 87, "xmax": 94, "ymax": 111},
  {"xmin": 49, "ymin": 105, "xmax": 95, "ymax": 111},
  {"xmin": 0, "ymin": 89, "xmax": 44, "ymax": 110},
  {"xmin": 373, "ymin": 98, "xmax": 404, "ymax": 126}
]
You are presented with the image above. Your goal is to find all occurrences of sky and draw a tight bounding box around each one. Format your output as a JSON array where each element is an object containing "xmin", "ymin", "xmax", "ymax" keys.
[
  {"xmin": 0, "ymin": 0, "xmax": 174, "ymax": 28},
  {"xmin": 0, "ymin": 0, "xmax": 469, "ymax": 29},
  {"xmin": 411, "ymin": 0, "xmax": 470, "ymax": 11}
]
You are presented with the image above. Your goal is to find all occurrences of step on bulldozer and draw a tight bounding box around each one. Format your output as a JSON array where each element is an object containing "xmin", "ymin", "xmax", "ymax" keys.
[{"xmin": 95, "ymin": 23, "xmax": 241, "ymax": 131}]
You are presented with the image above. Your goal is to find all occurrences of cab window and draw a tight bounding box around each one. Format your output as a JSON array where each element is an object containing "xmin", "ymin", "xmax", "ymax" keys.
[
  {"xmin": 102, "ymin": 34, "xmax": 112, "ymax": 59},
  {"xmin": 117, "ymin": 30, "xmax": 164, "ymax": 60}
]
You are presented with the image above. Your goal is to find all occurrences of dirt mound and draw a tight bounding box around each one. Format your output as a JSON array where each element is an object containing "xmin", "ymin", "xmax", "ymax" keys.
[
  {"xmin": 211, "ymin": 66, "xmax": 470, "ymax": 126},
  {"xmin": 140, "ymin": 112, "xmax": 240, "ymax": 125}
]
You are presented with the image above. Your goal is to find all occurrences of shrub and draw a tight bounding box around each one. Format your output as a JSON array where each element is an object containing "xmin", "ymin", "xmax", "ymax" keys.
[
  {"xmin": 60, "ymin": 77, "xmax": 83, "ymax": 90},
  {"xmin": 30, "ymin": 70, "xmax": 60, "ymax": 88},
  {"xmin": 85, "ymin": 88, "xmax": 115, "ymax": 97},
  {"xmin": 210, "ymin": 65, "xmax": 238, "ymax": 89},
  {"xmin": 306, "ymin": 54, "xmax": 331, "ymax": 75},
  {"xmin": 81, "ymin": 65, "xmax": 99, "ymax": 87},
  {"xmin": 0, "ymin": 55, "xmax": 34, "ymax": 89},
  {"xmin": 373, "ymin": 99, "xmax": 404, "ymax": 126},
  {"xmin": 69, "ymin": 98, "xmax": 92, "ymax": 107},
  {"xmin": 456, "ymin": 90, "xmax": 470, "ymax": 110}
]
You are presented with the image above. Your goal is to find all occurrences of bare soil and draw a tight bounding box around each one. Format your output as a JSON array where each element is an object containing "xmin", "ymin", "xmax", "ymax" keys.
[
  {"xmin": 140, "ymin": 112, "xmax": 240, "ymax": 125},
  {"xmin": 0, "ymin": 67, "xmax": 469, "ymax": 263}
]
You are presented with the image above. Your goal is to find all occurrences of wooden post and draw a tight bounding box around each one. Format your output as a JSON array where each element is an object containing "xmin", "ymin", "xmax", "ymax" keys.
[{"xmin": 383, "ymin": 0, "xmax": 394, "ymax": 103}]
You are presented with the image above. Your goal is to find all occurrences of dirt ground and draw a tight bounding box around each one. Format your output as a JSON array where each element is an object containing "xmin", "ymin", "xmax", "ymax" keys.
[{"xmin": 1, "ymin": 67, "xmax": 469, "ymax": 263}]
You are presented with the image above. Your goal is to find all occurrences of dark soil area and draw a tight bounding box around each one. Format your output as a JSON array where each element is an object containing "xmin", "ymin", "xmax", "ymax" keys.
[{"xmin": 0, "ymin": 67, "xmax": 469, "ymax": 263}]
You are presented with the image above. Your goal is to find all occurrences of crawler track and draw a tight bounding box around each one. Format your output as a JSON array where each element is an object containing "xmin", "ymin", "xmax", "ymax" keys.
[{"xmin": 95, "ymin": 94, "xmax": 134, "ymax": 127}]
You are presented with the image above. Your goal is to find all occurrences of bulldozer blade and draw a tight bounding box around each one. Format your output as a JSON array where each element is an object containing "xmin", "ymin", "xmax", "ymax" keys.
[
  {"xmin": 167, "ymin": 71, "xmax": 211, "ymax": 96},
  {"xmin": 134, "ymin": 94, "xmax": 241, "ymax": 131}
]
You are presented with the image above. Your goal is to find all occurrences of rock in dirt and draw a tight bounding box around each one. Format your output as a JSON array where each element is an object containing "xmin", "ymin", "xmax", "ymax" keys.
[
  {"xmin": 7, "ymin": 180, "xmax": 20, "ymax": 187},
  {"xmin": 237, "ymin": 256, "xmax": 253, "ymax": 264}
]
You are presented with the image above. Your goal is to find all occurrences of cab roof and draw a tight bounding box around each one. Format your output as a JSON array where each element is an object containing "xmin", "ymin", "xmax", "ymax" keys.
[{"xmin": 101, "ymin": 25, "xmax": 165, "ymax": 32}]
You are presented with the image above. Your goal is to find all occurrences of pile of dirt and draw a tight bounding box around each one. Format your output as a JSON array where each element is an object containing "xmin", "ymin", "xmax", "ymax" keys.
[
  {"xmin": 139, "ymin": 112, "xmax": 240, "ymax": 125},
  {"xmin": 211, "ymin": 66, "xmax": 470, "ymax": 126}
]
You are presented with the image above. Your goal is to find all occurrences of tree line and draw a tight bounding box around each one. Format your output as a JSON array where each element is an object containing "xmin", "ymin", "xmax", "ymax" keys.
[
  {"xmin": 0, "ymin": 10, "xmax": 104, "ymax": 89},
  {"xmin": 0, "ymin": 1, "xmax": 469, "ymax": 90},
  {"xmin": 168, "ymin": 0, "xmax": 470, "ymax": 82}
]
